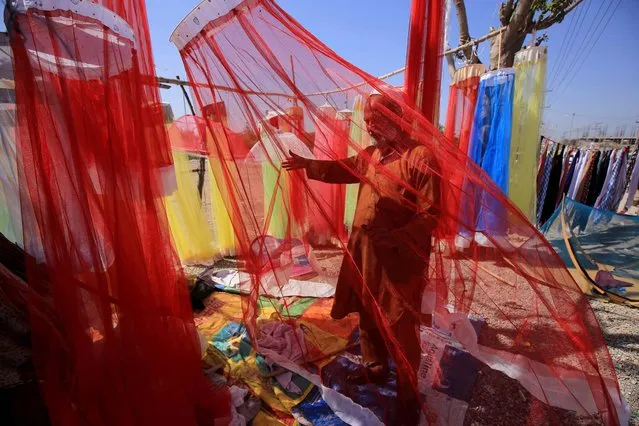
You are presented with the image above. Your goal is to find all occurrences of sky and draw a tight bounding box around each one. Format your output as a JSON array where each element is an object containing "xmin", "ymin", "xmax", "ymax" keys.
[{"xmin": 131, "ymin": 0, "xmax": 637, "ymax": 140}]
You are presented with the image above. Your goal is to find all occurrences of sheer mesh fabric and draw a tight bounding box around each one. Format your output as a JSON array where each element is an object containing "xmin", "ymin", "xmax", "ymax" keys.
[
  {"xmin": 171, "ymin": 1, "xmax": 623, "ymax": 424},
  {"xmin": 8, "ymin": 1, "xmax": 231, "ymax": 425}
]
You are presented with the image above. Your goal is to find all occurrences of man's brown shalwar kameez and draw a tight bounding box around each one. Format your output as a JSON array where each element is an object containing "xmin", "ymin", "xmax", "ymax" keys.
[{"xmin": 305, "ymin": 144, "xmax": 439, "ymax": 400}]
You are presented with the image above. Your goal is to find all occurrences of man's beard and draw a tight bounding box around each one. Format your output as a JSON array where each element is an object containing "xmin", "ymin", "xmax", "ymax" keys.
[{"xmin": 370, "ymin": 127, "xmax": 399, "ymax": 147}]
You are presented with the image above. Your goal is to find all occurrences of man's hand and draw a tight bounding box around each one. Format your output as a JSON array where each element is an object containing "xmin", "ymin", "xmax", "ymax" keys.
[{"xmin": 282, "ymin": 150, "xmax": 309, "ymax": 171}]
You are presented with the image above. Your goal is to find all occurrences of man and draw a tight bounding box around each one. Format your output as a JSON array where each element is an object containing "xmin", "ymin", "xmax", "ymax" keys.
[{"xmin": 283, "ymin": 93, "xmax": 439, "ymax": 424}]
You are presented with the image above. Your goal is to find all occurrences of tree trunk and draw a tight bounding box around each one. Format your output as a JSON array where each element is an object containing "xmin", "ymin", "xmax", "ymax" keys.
[
  {"xmin": 453, "ymin": 0, "xmax": 479, "ymax": 64},
  {"xmin": 445, "ymin": 49, "xmax": 457, "ymax": 78},
  {"xmin": 489, "ymin": 32, "xmax": 526, "ymax": 69}
]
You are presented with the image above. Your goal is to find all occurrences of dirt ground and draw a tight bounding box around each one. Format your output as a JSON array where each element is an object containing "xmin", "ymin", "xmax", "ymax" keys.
[
  {"xmin": 188, "ymin": 251, "xmax": 638, "ymax": 425},
  {"xmin": 588, "ymin": 298, "xmax": 639, "ymax": 425}
]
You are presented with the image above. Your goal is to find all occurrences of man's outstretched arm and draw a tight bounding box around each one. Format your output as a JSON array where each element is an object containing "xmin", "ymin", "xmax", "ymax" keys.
[{"xmin": 283, "ymin": 150, "xmax": 363, "ymax": 184}]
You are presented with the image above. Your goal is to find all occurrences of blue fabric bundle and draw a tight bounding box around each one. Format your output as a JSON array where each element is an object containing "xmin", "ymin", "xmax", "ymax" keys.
[{"xmin": 467, "ymin": 69, "xmax": 515, "ymax": 235}]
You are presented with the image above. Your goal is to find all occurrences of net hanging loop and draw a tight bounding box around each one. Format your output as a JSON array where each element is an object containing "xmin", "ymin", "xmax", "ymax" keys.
[{"xmin": 498, "ymin": 29, "xmax": 503, "ymax": 68}]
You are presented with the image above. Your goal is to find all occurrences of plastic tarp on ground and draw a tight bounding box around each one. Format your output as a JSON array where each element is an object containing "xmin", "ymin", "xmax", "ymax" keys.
[
  {"xmin": 542, "ymin": 197, "xmax": 639, "ymax": 306},
  {"xmin": 171, "ymin": 0, "xmax": 626, "ymax": 424}
]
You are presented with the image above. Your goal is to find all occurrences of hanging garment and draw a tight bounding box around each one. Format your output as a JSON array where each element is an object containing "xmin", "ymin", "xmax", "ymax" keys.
[
  {"xmin": 563, "ymin": 149, "xmax": 580, "ymax": 198},
  {"xmin": 567, "ymin": 149, "xmax": 590, "ymax": 200},
  {"xmin": 623, "ymin": 149, "xmax": 637, "ymax": 193},
  {"xmin": 344, "ymin": 96, "xmax": 371, "ymax": 231},
  {"xmin": 575, "ymin": 150, "xmax": 599, "ymax": 203},
  {"xmin": 206, "ymin": 124, "xmax": 244, "ymax": 255},
  {"xmin": 625, "ymin": 149, "xmax": 639, "ymax": 191},
  {"xmin": 580, "ymin": 150, "xmax": 600, "ymax": 203},
  {"xmin": 509, "ymin": 47, "xmax": 547, "ymax": 221},
  {"xmin": 468, "ymin": 69, "xmax": 515, "ymax": 234},
  {"xmin": 247, "ymin": 129, "xmax": 312, "ymax": 240},
  {"xmin": 594, "ymin": 150, "xmax": 618, "ymax": 209},
  {"xmin": 590, "ymin": 150, "xmax": 612, "ymax": 206},
  {"xmin": 622, "ymin": 150, "xmax": 639, "ymax": 211},
  {"xmin": 539, "ymin": 147, "xmax": 564, "ymax": 226},
  {"xmin": 607, "ymin": 148, "xmax": 630, "ymax": 210},
  {"xmin": 443, "ymin": 65, "xmax": 485, "ymax": 235},
  {"xmin": 537, "ymin": 138, "xmax": 549, "ymax": 189},
  {"xmin": 585, "ymin": 150, "xmax": 604, "ymax": 206},
  {"xmin": 555, "ymin": 148, "xmax": 575, "ymax": 207},
  {"xmin": 596, "ymin": 148, "xmax": 629, "ymax": 211},
  {"xmin": 537, "ymin": 142, "xmax": 556, "ymax": 225},
  {"xmin": 8, "ymin": 1, "xmax": 231, "ymax": 425},
  {"xmin": 167, "ymin": 117, "xmax": 238, "ymax": 254},
  {"xmin": 209, "ymin": 158, "xmax": 237, "ymax": 255},
  {"xmin": 468, "ymin": 69, "xmax": 515, "ymax": 192}
]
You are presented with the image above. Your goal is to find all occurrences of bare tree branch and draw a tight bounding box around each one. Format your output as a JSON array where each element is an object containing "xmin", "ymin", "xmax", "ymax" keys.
[
  {"xmin": 453, "ymin": 0, "xmax": 586, "ymax": 70},
  {"xmin": 499, "ymin": 0, "xmax": 516, "ymax": 25},
  {"xmin": 453, "ymin": 0, "xmax": 477, "ymax": 63},
  {"xmin": 534, "ymin": 0, "xmax": 584, "ymax": 30}
]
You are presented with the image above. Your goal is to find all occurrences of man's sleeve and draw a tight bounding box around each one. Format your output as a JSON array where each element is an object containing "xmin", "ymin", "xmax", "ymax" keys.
[{"xmin": 305, "ymin": 153, "xmax": 365, "ymax": 184}]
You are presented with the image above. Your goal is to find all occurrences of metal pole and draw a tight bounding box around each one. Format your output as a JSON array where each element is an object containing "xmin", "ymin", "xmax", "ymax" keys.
[{"xmin": 176, "ymin": 75, "xmax": 207, "ymax": 200}]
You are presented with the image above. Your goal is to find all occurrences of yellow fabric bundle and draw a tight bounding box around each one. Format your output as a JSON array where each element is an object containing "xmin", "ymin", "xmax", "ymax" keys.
[
  {"xmin": 509, "ymin": 46, "xmax": 548, "ymax": 221},
  {"xmin": 164, "ymin": 152, "xmax": 217, "ymax": 263}
]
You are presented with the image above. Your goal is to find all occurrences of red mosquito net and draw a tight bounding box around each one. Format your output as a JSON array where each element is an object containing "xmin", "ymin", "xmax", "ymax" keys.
[
  {"xmin": 170, "ymin": 0, "xmax": 625, "ymax": 425},
  {"xmin": 8, "ymin": 1, "xmax": 231, "ymax": 425},
  {"xmin": 169, "ymin": 115, "xmax": 211, "ymax": 155},
  {"xmin": 444, "ymin": 64, "xmax": 485, "ymax": 154},
  {"xmin": 308, "ymin": 104, "xmax": 350, "ymax": 245},
  {"xmin": 404, "ymin": 0, "xmax": 446, "ymax": 122}
]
